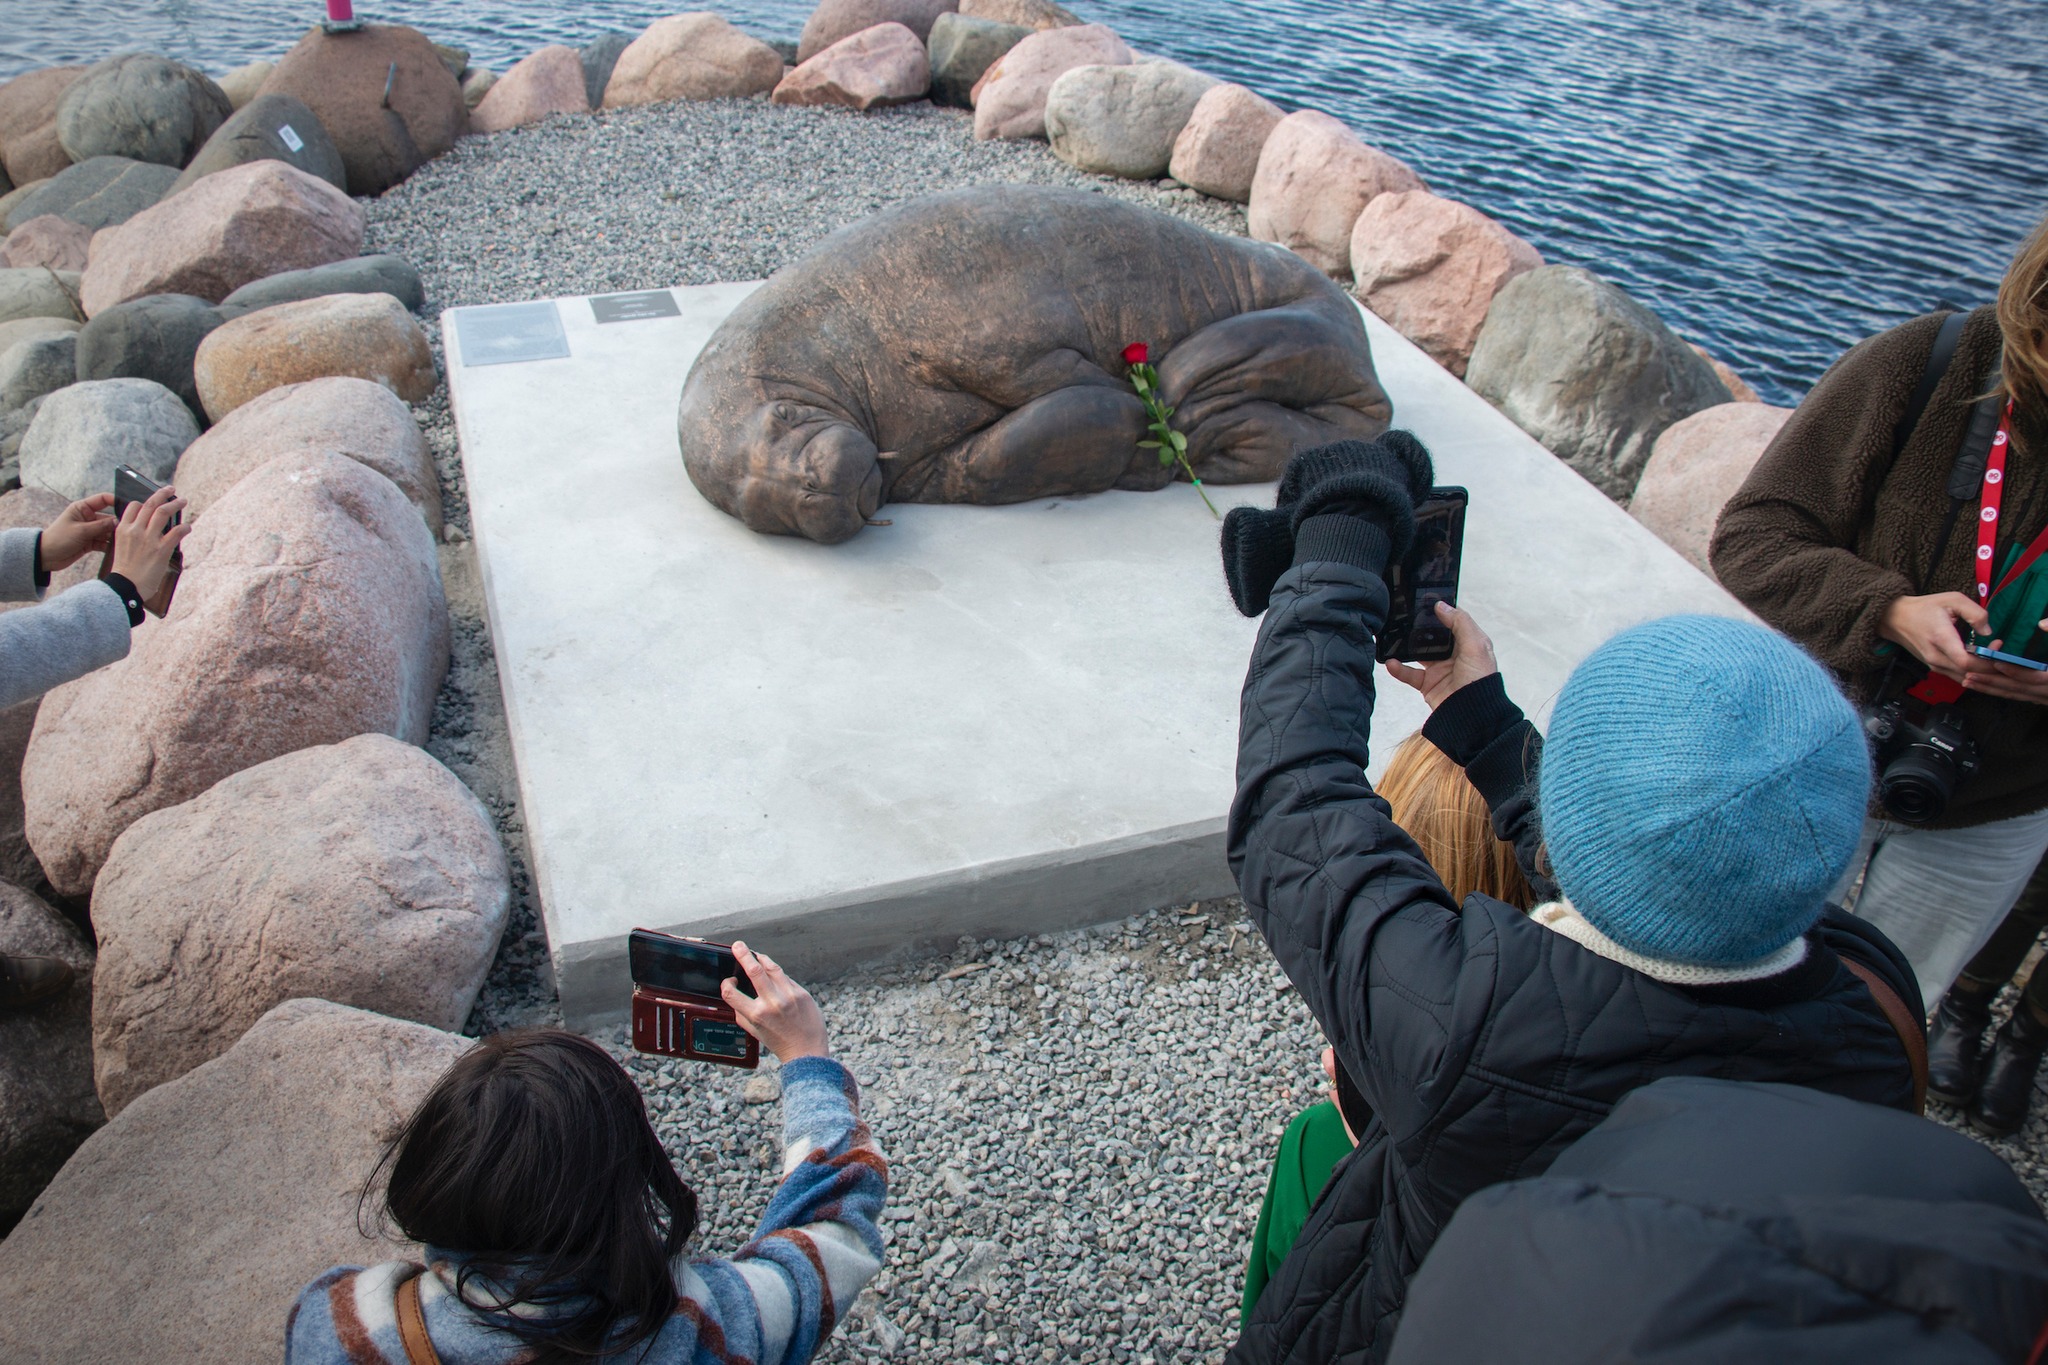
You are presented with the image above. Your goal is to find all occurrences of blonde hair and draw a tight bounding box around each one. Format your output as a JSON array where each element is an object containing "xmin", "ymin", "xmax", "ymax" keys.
[
  {"xmin": 1999, "ymin": 212, "xmax": 2048, "ymax": 413},
  {"xmin": 1379, "ymin": 731, "xmax": 1535, "ymax": 910}
]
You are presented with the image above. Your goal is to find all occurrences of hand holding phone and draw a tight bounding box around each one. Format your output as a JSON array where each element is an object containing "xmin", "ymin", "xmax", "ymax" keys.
[
  {"xmin": 1380, "ymin": 487, "xmax": 1468, "ymax": 663},
  {"xmin": 99, "ymin": 467, "xmax": 188, "ymax": 616},
  {"xmin": 721, "ymin": 942, "xmax": 830, "ymax": 1064}
]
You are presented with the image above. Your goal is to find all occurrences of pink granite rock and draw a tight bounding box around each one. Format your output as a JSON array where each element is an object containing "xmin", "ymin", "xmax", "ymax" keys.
[
  {"xmin": 0, "ymin": 68, "xmax": 87, "ymax": 188},
  {"xmin": 0, "ymin": 1000, "xmax": 463, "ymax": 1365},
  {"xmin": 468, "ymin": 44, "xmax": 590, "ymax": 134},
  {"xmin": 175, "ymin": 376, "xmax": 442, "ymax": 533},
  {"xmin": 22, "ymin": 451, "xmax": 449, "ymax": 897},
  {"xmin": 1248, "ymin": 110, "xmax": 1425, "ymax": 280},
  {"xmin": 774, "ymin": 23, "xmax": 931, "ymax": 109},
  {"xmin": 798, "ymin": 0, "xmax": 957, "ymax": 61},
  {"xmin": 959, "ymin": 0, "xmax": 1079, "ymax": 28},
  {"xmin": 1, "ymin": 215, "xmax": 92, "ymax": 273},
  {"xmin": 257, "ymin": 24, "xmax": 467, "ymax": 198},
  {"xmin": 1689, "ymin": 342, "xmax": 1761, "ymax": 403},
  {"xmin": 77, "ymin": 160, "xmax": 363, "ymax": 318},
  {"xmin": 91, "ymin": 734, "xmax": 508, "ymax": 1116},
  {"xmin": 1630, "ymin": 401, "xmax": 1793, "ymax": 574},
  {"xmin": 602, "ymin": 14, "xmax": 786, "ymax": 107},
  {"xmin": 1349, "ymin": 189, "xmax": 1543, "ymax": 378},
  {"xmin": 1167, "ymin": 83, "xmax": 1282, "ymax": 204},
  {"xmin": 192, "ymin": 292, "xmax": 437, "ymax": 422},
  {"xmin": 971, "ymin": 23, "xmax": 1129, "ymax": 141}
]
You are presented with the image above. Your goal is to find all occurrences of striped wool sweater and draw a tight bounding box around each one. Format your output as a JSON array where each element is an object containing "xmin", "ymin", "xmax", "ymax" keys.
[{"xmin": 284, "ymin": 1056, "xmax": 886, "ymax": 1365}]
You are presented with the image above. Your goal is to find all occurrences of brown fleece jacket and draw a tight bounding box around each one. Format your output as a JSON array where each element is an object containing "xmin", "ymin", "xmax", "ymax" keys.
[{"xmin": 1711, "ymin": 306, "xmax": 2048, "ymax": 828}]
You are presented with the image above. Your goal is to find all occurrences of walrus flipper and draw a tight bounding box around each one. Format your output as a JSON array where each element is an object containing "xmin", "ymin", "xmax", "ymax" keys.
[{"xmin": 890, "ymin": 384, "xmax": 1151, "ymax": 505}]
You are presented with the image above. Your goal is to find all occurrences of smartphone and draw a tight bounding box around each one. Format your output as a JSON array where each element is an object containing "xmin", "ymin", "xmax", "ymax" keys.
[
  {"xmin": 1380, "ymin": 486, "xmax": 1468, "ymax": 663},
  {"xmin": 100, "ymin": 465, "xmax": 183, "ymax": 617},
  {"xmin": 112, "ymin": 465, "xmax": 172, "ymax": 521},
  {"xmin": 1970, "ymin": 643, "xmax": 2048, "ymax": 672},
  {"xmin": 628, "ymin": 929, "xmax": 756, "ymax": 1000}
]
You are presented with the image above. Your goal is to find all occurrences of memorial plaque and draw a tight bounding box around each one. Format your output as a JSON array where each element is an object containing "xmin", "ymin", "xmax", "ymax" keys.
[
  {"xmin": 454, "ymin": 301, "xmax": 571, "ymax": 367},
  {"xmin": 591, "ymin": 290, "xmax": 683, "ymax": 324}
]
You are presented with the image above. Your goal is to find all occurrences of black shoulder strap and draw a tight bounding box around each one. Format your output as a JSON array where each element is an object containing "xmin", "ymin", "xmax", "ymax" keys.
[{"xmin": 1893, "ymin": 309, "xmax": 1970, "ymax": 461}]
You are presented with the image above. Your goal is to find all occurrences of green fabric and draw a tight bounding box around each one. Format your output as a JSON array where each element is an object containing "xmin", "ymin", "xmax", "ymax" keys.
[
  {"xmin": 1241, "ymin": 1101, "xmax": 1356, "ymax": 1324},
  {"xmin": 1985, "ymin": 541, "xmax": 2048, "ymax": 655}
]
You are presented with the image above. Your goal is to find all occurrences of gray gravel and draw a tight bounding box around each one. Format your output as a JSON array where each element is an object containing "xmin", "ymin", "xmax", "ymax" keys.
[{"xmin": 373, "ymin": 93, "xmax": 2048, "ymax": 1363}]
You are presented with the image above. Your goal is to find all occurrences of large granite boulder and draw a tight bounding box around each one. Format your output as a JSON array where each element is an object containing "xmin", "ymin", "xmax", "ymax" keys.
[
  {"xmin": 0, "ymin": 67, "xmax": 88, "ymax": 186},
  {"xmin": 22, "ymin": 450, "xmax": 450, "ymax": 897},
  {"xmin": 2, "ymin": 214, "xmax": 92, "ymax": 271},
  {"xmin": 18, "ymin": 377, "xmax": 197, "ymax": 500},
  {"xmin": 2, "ymin": 155, "xmax": 177, "ymax": 233},
  {"xmin": 91, "ymin": 735, "xmax": 507, "ymax": 1116},
  {"xmin": 1349, "ymin": 189, "xmax": 1543, "ymax": 378},
  {"xmin": 0, "ymin": 330, "xmax": 75, "ymax": 411},
  {"xmin": 176, "ymin": 375, "xmax": 442, "ymax": 531},
  {"xmin": 167, "ymin": 93, "xmax": 346, "ymax": 195},
  {"xmin": 1045, "ymin": 60, "xmax": 1216, "ymax": 179},
  {"xmin": 221, "ymin": 252, "xmax": 424, "ymax": 313},
  {"xmin": 470, "ymin": 45, "xmax": 591, "ymax": 133},
  {"xmin": 1168, "ymin": 82, "xmax": 1282, "ymax": 203},
  {"xmin": 53, "ymin": 55, "xmax": 231, "ymax": 168},
  {"xmin": 0, "ymin": 316, "xmax": 80, "ymax": 358},
  {"xmin": 774, "ymin": 23, "xmax": 932, "ymax": 110},
  {"xmin": 258, "ymin": 23, "xmax": 468, "ymax": 197},
  {"xmin": 0, "ymin": 880, "xmax": 99, "ymax": 1232},
  {"xmin": 959, "ymin": 0, "xmax": 1079, "ymax": 28},
  {"xmin": 1466, "ymin": 265, "xmax": 1735, "ymax": 501},
  {"xmin": 0, "ymin": 181, "xmax": 43, "ymax": 234},
  {"xmin": 215, "ymin": 59, "xmax": 273, "ymax": 110},
  {"xmin": 799, "ymin": 0, "xmax": 958, "ymax": 62},
  {"xmin": 1630, "ymin": 401, "xmax": 1792, "ymax": 573},
  {"xmin": 194, "ymin": 291, "xmax": 437, "ymax": 421},
  {"xmin": 79, "ymin": 160, "xmax": 363, "ymax": 317},
  {"xmin": 73, "ymin": 292, "xmax": 234, "ymax": 418},
  {"xmin": 927, "ymin": 12, "xmax": 1030, "ymax": 108},
  {"xmin": 1249, "ymin": 110, "xmax": 1424, "ymax": 280},
  {"xmin": 680, "ymin": 185, "xmax": 1391, "ymax": 543},
  {"xmin": 580, "ymin": 32, "xmax": 635, "ymax": 107},
  {"xmin": 0, "ymin": 999, "xmax": 464, "ymax": 1365},
  {"xmin": 972, "ymin": 23, "xmax": 1130, "ymax": 141},
  {"xmin": 0, "ymin": 269, "xmax": 82, "ymax": 326},
  {"xmin": 602, "ymin": 14, "xmax": 785, "ymax": 107}
]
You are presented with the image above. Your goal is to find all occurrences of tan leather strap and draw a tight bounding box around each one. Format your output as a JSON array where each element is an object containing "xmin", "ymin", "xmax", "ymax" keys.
[
  {"xmin": 395, "ymin": 1268, "xmax": 444, "ymax": 1365},
  {"xmin": 1841, "ymin": 956, "xmax": 1929, "ymax": 1114}
]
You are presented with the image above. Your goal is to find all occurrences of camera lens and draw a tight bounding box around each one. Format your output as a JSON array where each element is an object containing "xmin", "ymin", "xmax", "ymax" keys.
[{"xmin": 1878, "ymin": 744, "xmax": 1957, "ymax": 825}]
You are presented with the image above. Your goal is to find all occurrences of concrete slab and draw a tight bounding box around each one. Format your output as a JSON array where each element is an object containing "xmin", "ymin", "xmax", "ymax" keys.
[{"xmin": 444, "ymin": 283, "xmax": 1745, "ymax": 1028}]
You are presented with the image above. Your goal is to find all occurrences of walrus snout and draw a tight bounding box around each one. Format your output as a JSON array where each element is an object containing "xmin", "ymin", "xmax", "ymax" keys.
[{"xmin": 735, "ymin": 413, "xmax": 883, "ymax": 545}]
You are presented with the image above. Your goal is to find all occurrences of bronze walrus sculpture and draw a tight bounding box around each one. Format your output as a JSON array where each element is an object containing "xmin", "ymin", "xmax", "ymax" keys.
[{"xmin": 678, "ymin": 186, "xmax": 1393, "ymax": 543}]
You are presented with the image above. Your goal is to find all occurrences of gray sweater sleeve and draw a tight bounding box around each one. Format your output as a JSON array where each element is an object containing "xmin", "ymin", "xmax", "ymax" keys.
[
  {"xmin": 0, "ymin": 527, "xmax": 44, "ymax": 604},
  {"xmin": 0, "ymin": 580, "xmax": 133, "ymax": 711}
]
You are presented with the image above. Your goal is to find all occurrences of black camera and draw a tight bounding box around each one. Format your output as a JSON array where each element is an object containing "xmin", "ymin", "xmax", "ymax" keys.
[{"xmin": 1863, "ymin": 698, "xmax": 1979, "ymax": 825}]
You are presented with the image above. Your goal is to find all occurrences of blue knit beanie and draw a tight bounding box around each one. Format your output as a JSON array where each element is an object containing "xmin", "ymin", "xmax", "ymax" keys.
[{"xmin": 1537, "ymin": 616, "xmax": 1871, "ymax": 967}]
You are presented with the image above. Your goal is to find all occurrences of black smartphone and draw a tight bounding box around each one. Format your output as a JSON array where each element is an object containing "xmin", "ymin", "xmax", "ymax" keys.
[
  {"xmin": 628, "ymin": 929, "xmax": 757, "ymax": 1001},
  {"xmin": 112, "ymin": 465, "xmax": 176, "ymax": 523},
  {"xmin": 101, "ymin": 465, "xmax": 184, "ymax": 618},
  {"xmin": 1380, "ymin": 486, "xmax": 1468, "ymax": 663}
]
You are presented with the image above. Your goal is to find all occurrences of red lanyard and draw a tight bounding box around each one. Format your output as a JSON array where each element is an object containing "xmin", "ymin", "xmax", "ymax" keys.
[{"xmin": 1979, "ymin": 399, "xmax": 2048, "ymax": 602}]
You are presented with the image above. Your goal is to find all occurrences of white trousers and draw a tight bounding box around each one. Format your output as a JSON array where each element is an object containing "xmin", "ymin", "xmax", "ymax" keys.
[{"xmin": 1836, "ymin": 807, "xmax": 2048, "ymax": 1003}]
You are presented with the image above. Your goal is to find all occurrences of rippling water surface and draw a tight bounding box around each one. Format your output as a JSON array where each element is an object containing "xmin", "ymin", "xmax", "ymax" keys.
[{"xmin": 7, "ymin": 0, "xmax": 2045, "ymax": 402}]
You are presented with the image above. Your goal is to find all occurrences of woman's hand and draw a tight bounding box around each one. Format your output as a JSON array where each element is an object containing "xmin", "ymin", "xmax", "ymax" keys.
[
  {"xmin": 723, "ymin": 941, "xmax": 830, "ymax": 1065},
  {"xmin": 1879, "ymin": 592, "xmax": 1992, "ymax": 683},
  {"xmin": 1384, "ymin": 601, "xmax": 1498, "ymax": 709},
  {"xmin": 1962, "ymin": 616, "xmax": 2048, "ymax": 705},
  {"xmin": 108, "ymin": 487, "xmax": 190, "ymax": 602},
  {"xmin": 39, "ymin": 494, "xmax": 114, "ymax": 573}
]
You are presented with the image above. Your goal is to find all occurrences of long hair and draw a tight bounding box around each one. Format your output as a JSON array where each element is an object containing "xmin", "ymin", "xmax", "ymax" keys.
[
  {"xmin": 1379, "ymin": 731, "xmax": 1535, "ymax": 910},
  {"xmin": 360, "ymin": 1029, "xmax": 696, "ymax": 1364},
  {"xmin": 1999, "ymin": 211, "xmax": 2048, "ymax": 414}
]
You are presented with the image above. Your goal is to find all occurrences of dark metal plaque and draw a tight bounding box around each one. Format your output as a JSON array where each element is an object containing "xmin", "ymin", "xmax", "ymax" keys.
[{"xmin": 591, "ymin": 290, "xmax": 683, "ymax": 324}]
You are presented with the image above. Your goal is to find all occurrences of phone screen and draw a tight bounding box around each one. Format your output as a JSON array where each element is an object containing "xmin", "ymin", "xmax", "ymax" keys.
[
  {"xmin": 112, "ymin": 465, "xmax": 168, "ymax": 521},
  {"xmin": 629, "ymin": 930, "xmax": 756, "ymax": 999},
  {"xmin": 1386, "ymin": 488, "xmax": 1467, "ymax": 662},
  {"xmin": 688, "ymin": 1017, "xmax": 754, "ymax": 1059}
]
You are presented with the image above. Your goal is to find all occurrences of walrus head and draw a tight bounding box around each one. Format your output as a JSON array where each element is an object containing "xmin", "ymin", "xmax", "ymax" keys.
[{"xmin": 708, "ymin": 400, "xmax": 886, "ymax": 545}]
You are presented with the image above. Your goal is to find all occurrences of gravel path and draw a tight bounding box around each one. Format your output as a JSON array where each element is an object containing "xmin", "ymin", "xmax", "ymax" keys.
[{"xmin": 371, "ymin": 95, "xmax": 2048, "ymax": 1363}]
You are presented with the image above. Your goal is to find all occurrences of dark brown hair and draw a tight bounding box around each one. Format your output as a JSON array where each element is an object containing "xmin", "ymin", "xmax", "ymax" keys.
[{"xmin": 362, "ymin": 1029, "xmax": 695, "ymax": 1363}]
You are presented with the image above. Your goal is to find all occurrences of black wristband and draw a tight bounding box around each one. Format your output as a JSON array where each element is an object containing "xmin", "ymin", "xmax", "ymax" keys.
[
  {"xmin": 1421, "ymin": 673, "xmax": 1523, "ymax": 766},
  {"xmin": 31, "ymin": 532, "xmax": 48, "ymax": 590},
  {"xmin": 1292, "ymin": 513, "xmax": 1393, "ymax": 577},
  {"xmin": 102, "ymin": 573, "xmax": 146, "ymax": 627}
]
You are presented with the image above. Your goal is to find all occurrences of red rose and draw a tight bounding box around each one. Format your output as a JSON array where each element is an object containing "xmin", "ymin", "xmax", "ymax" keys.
[{"xmin": 1122, "ymin": 342, "xmax": 1149, "ymax": 365}]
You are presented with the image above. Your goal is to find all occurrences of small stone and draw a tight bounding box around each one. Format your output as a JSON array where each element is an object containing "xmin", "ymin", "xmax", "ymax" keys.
[
  {"xmin": 1044, "ymin": 60, "xmax": 1216, "ymax": 180},
  {"xmin": 193, "ymin": 292, "xmax": 437, "ymax": 422},
  {"xmin": 215, "ymin": 60, "xmax": 273, "ymax": 111},
  {"xmin": 431, "ymin": 43, "xmax": 471, "ymax": 81},
  {"xmin": 774, "ymin": 24, "xmax": 932, "ymax": 111},
  {"xmin": 1248, "ymin": 110, "xmax": 1425, "ymax": 280},
  {"xmin": 54, "ymin": 54, "xmax": 232, "ymax": 168},
  {"xmin": 799, "ymin": 0, "xmax": 958, "ymax": 63},
  {"xmin": 1630, "ymin": 401, "xmax": 1793, "ymax": 573},
  {"xmin": 602, "ymin": 14, "xmax": 786, "ymax": 108},
  {"xmin": 927, "ymin": 13, "xmax": 1030, "ymax": 109},
  {"xmin": 743, "ymin": 1071, "xmax": 783, "ymax": 1103},
  {"xmin": 579, "ymin": 33, "xmax": 634, "ymax": 109},
  {"xmin": 959, "ymin": 0, "xmax": 1080, "ymax": 29},
  {"xmin": 0, "ymin": 67, "xmax": 89, "ymax": 186},
  {"xmin": 2, "ymin": 214, "xmax": 92, "ymax": 272},
  {"xmin": 972, "ymin": 24, "xmax": 1131, "ymax": 142},
  {"xmin": 942, "ymin": 1165, "xmax": 972, "ymax": 1197},
  {"xmin": 470, "ymin": 46, "xmax": 591, "ymax": 134},
  {"xmin": 219, "ymin": 253, "xmax": 424, "ymax": 314},
  {"xmin": 5, "ymin": 157, "xmax": 178, "ymax": 233},
  {"xmin": 461, "ymin": 68, "xmax": 497, "ymax": 112},
  {"xmin": 73, "ymin": 292, "xmax": 235, "ymax": 419},
  {"xmin": 0, "ymin": 331, "xmax": 76, "ymax": 411},
  {"xmin": 1688, "ymin": 342, "xmax": 1761, "ymax": 403},
  {"xmin": 1168, "ymin": 83, "xmax": 1282, "ymax": 204},
  {"xmin": 258, "ymin": 23, "xmax": 468, "ymax": 197},
  {"xmin": 167, "ymin": 93, "xmax": 347, "ymax": 196},
  {"xmin": 22, "ymin": 450, "xmax": 451, "ymax": 897},
  {"xmin": 1349, "ymin": 189, "xmax": 1543, "ymax": 378},
  {"xmin": 18, "ymin": 377, "xmax": 197, "ymax": 501}
]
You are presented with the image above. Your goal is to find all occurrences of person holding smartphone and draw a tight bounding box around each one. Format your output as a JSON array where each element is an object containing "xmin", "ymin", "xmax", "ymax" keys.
[
  {"xmin": 1218, "ymin": 433, "xmax": 1919, "ymax": 1365},
  {"xmin": 0, "ymin": 484, "xmax": 186, "ymax": 1011}
]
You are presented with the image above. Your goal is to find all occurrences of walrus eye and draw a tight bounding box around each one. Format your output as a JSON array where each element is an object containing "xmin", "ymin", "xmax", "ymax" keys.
[{"xmin": 773, "ymin": 403, "xmax": 799, "ymax": 426}]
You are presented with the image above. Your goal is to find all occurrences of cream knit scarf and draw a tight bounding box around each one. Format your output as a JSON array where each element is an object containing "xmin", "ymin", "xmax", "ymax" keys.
[{"xmin": 1531, "ymin": 900, "xmax": 1808, "ymax": 985}]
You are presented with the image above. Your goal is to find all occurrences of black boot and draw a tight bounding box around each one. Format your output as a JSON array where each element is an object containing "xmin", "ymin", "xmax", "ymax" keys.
[
  {"xmin": 1972, "ymin": 1005, "xmax": 2048, "ymax": 1139},
  {"xmin": 1928, "ymin": 987, "xmax": 1996, "ymax": 1107}
]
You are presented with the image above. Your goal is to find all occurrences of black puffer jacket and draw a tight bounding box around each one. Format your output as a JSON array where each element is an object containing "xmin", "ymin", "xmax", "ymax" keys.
[
  {"xmin": 1227, "ymin": 558, "xmax": 1920, "ymax": 1365},
  {"xmin": 1387, "ymin": 1076, "xmax": 2048, "ymax": 1364}
]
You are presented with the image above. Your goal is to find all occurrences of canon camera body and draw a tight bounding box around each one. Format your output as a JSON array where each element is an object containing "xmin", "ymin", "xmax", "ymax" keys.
[{"xmin": 1863, "ymin": 698, "xmax": 1980, "ymax": 826}]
